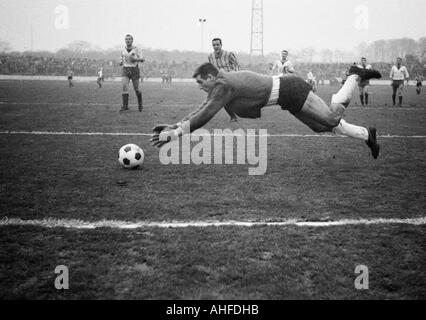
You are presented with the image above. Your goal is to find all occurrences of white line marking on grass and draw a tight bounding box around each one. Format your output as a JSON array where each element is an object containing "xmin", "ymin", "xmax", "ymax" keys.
[
  {"xmin": 0, "ymin": 101, "xmax": 425, "ymax": 110},
  {"xmin": 0, "ymin": 102, "xmax": 200, "ymax": 107},
  {"xmin": 1, "ymin": 131, "xmax": 426, "ymax": 139},
  {"xmin": 0, "ymin": 217, "xmax": 425, "ymax": 229}
]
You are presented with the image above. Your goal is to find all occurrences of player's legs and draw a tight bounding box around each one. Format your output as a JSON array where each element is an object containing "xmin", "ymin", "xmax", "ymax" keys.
[
  {"xmin": 391, "ymin": 82, "xmax": 398, "ymax": 106},
  {"xmin": 358, "ymin": 85, "xmax": 365, "ymax": 106},
  {"xmin": 397, "ymin": 83, "xmax": 404, "ymax": 106},
  {"xmin": 331, "ymin": 74, "xmax": 358, "ymax": 107},
  {"xmin": 364, "ymin": 85, "xmax": 369, "ymax": 105},
  {"xmin": 121, "ymin": 76, "xmax": 130, "ymax": 111},
  {"xmin": 293, "ymin": 76, "xmax": 379, "ymax": 158},
  {"xmin": 295, "ymin": 90, "xmax": 369, "ymax": 141},
  {"xmin": 131, "ymin": 77, "xmax": 143, "ymax": 112},
  {"xmin": 293, "ymin": 92, "xmax": 343, "ymax": 133}
]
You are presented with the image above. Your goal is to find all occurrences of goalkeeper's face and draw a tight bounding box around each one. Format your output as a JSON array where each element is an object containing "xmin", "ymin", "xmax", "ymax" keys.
[{"xmin": 195, "ymin": 74, "xmax": 216, "ymax": 93}]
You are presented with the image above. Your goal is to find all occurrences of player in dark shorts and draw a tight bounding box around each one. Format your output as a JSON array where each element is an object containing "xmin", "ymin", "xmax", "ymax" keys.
[
  {"xmin": 67, "ymin": 68, "xmax": 74, "ymax": 87},
  {"xmin": 389, "ymin": 58, "xmax": 410, "ymax": 106},
  {"xmin": 152, "ymin": 63, "xmax": 382, "ymax": 160},
  {"xmin": 120, "ymin": 34, "xmax": 145, "ymax": 112},
  {"xmin": 415, "ymin": 76, "xmax": 423, "ymax": 95}
]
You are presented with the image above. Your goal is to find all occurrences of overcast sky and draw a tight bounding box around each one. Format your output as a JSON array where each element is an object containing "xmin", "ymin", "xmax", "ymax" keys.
[{"xmin": 0, "ymin": 0, "xmax": 425, "ymax": 53}]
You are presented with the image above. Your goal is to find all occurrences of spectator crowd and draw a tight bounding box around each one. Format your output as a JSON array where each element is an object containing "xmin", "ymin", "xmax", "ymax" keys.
[{"xmin": 1, "ymin": 54, "xmax": 424, "ymax": 82}]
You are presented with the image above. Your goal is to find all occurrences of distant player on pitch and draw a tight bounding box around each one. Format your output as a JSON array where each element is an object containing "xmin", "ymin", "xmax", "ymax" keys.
[
  {"xmin": 415, "ymin": 75, "xmax": 423, "ymax": 95},
  {"xmin": 120, "ymin": 34, "xmax": 145, "ymax": 112},
  {"xmin": 67, "ymin": 67, "xmax": 74, "ymax": 87},
  {"xmin": 152, "ymin": 63, "xmax": 382, "ymax": 160},
  {"xmin": 306, "ymin": 70, "xmax": 317, "ymax": 93},
  {"xmin": 390, "ymin": 57, "xmax": 410, "ymax": 107},
  {"xmin": 358, "ymin": 57, "xmax": 372, "ymax": 106},
  {"xmin": 272, "ymin": 50, "xmax": 295, "ymax": 76},
  {"xmin": 97, "ymin": 67, "xmax": 104, "ymax": 88}
]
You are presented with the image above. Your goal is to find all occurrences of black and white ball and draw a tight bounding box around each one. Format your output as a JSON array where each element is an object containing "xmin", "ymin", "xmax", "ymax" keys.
[{"xmin": 118, "ymin": 144, "xmax": 144, "ymax": 169}]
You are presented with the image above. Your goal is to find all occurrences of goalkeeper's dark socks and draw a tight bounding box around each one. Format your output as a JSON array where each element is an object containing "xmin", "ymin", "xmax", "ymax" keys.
[
  {"xmin": 360, "ymin": 95, "xmax": 364, "ymax": 106},
  {"xmin": 137, "ymin": 92, "xmax": 143, "ymax": 111},
  {"xmin": 365, "ymin": 93, "xmax": 369, "ymax": 105},
  {"xmin": 392, "ymin": 94, "xmax": 396, "ymax": 105}
]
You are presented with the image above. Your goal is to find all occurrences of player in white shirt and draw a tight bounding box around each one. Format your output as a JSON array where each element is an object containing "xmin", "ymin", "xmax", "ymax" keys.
[
  {"xmin": 357, "ymin": 57, "xmax": 372, "ymax": 106},
  {"xmin": 415, "ymin": 75, "xmax": 423, "ymax": 95},
  {"xmin": 306, "ymin": 70, "xmax": 317, "ymax": 92},
  {"xmin": 120, "ymin": 34, "xmax": 145, "ymax": 112},
  {"xmin": 67, "ymin": 68, "xmax": 74, "ymax": 88},
  {"xmin": 272, "ymin": 50, "xmax": 295, "ymax": 76},
  {"xmin": 97, "ymin": 67, "xmax": 104, "ymax": 88},
  {"xmin": 390, "ymin": 57, "xmax": 410, "ymax": 107}
]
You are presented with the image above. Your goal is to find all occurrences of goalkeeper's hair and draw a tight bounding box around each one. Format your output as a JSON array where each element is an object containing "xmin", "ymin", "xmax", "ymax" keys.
[{"xmin": 193, "ymin": 63, "xmax": 219, "ymax": 79}]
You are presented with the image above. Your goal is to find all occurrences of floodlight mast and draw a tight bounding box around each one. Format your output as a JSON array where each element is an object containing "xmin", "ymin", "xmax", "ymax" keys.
[
  {"xmin": 199, "ymin": 18, "xmax": 207, "ymax": 59},
  {"xmin": 250, "ymin": 0, "xmax": 264, "ymax": 64}
]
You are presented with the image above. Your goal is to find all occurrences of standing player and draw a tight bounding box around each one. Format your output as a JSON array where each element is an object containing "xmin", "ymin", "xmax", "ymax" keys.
[
  {"xmin": 208, "ymin": 38, "xmax": 240, "ymax": 122},
  {"xmin": 415, "ymin": 75, "xmax": 423, "ymax": 95},
  {"xmin": 120, "ymin": 34, "xmax": 145, "ymax": 112},
  {"xmin": 152, "ymin": 63, "xmax": 382, "ymax": 160},
  {"xmin": 208, "ymin": 38, "xmax": 240, "ymax": 72},
  {"xmin": 272, "ymin": 50, "xmax": 295, "ymax": 76},
  {"xmin": 358, "ymin": 58, "xmax": 372, "ymax": 106},
  {"xmin": 97, "ymin": 67, "xmax": 104, "ymax": 88},
  {"xmin": 67, "ymin": 67, "xmax": 74, "ymax": 87},
  {"xmin": 306, "ymin": 70, "xmax": 317, "ymax": 93},
  {"xmin": 390, "ymin": 57, "xmax": 410, "ymax": 107}
]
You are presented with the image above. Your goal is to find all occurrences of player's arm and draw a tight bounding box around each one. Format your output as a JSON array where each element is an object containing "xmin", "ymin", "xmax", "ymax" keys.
[
  {"xmin": 151, "ymin": 83, "xmax": 232, "ymax": 147},
  {"xmin": 119, "ymin": 52, "xmax": 124, "ymax": 66},
  {"xmin": 271, "ymin": 61, "xmax": 279, "ymax": 75},
  {"xmin": 136, "ymin": 49, "xmax": 145, "ymax": 63},
  {"xmin": 131, "ymin": 48, "xmax": 145, "ymax": 63},
  {"xmin": 229, "ymin": 52, "xmax": 240, "ymax": 71},
  {"xmin": 389, "ymin": 67, "xmax": 394, "ymax": 79},
  {"xmin": 181, "ymin": 99, "xmax": 209, "ymax": 122},
  {"xmin": 285, "ymin": 62, "xmax": 295, "ymax": 74},
  {"xmin": 404, "ymin": 67, "xmax": 410, "ymax": 81}
]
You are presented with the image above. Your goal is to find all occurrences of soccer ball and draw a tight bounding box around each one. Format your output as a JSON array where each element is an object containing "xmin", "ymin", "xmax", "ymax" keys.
[{"xmin": 118, "ymin": 144, "xmax": 144, "ymax": 169}]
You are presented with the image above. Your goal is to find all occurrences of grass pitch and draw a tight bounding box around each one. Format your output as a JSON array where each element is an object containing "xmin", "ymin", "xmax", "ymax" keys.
[{"xmin": 0, "ymin": 79, "xmax": 425, "ymax": 299}]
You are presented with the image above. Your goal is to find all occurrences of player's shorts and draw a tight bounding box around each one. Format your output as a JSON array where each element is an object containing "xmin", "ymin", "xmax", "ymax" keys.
[
  {"xmin": 416, "ymin": 81, "xmax": 422, "ymax": 87},
  {"xmin": 68, "ymin": 76, "xmax": 73, "ymax": 80},
  {"xmin": 277, "ymin": 76, "xmax": 313, "ymax": 114},
  {"xmin": 391, "ymin": 80, "xmax": 404, "ymax": 90},
  {"xmin": 122, "ymin": 67, "xmax": 140, "ymax": 80}
]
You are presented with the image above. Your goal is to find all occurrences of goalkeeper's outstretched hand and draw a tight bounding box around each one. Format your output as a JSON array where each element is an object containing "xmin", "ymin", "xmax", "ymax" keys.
[{"xmin": 151, "ymin": 124, "xmax": 175, "ymax": 148}]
